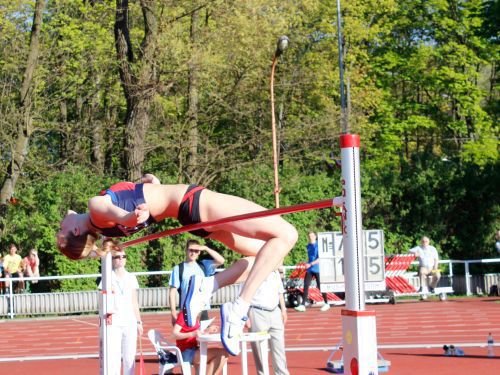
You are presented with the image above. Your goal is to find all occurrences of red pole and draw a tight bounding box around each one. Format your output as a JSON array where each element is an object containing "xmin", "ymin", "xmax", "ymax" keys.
[{"xmin": 122, "ymin": 198, "xmax": 334, "ymax": 248}]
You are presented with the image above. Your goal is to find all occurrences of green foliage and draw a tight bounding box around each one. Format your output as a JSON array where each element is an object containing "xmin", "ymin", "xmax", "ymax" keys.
[{"xmin": 0, "ymin": 0, "xmax": 498, "ymax": 293}]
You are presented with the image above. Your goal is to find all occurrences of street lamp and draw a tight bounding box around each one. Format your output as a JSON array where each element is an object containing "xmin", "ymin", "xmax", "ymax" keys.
[{"xmin": 270, "ymin": 35, "xmax": 290, "ymax": 208}]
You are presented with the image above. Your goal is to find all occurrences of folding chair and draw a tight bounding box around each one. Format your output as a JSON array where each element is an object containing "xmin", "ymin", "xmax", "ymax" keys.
[{"xmin": 148, "ymin": 329, "xmax": 192, "ymax": 375}]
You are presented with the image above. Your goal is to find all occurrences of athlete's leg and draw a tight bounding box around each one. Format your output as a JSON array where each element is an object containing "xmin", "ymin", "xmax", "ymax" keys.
[
  {"xmin": 200, "ymin": 191, "xmax": 297, "ymax": 355},
  {"xmin": 203, "ymin": 192, "xmax": 298, "ymax": 303},
  {"xmin": 183, "ymin": 257, "xmax": 254, "ymax": 326}
]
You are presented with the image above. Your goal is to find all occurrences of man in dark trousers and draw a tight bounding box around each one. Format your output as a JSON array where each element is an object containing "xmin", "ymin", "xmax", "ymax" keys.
[{"xmin": 294, "ymin": 232, "xmax": 330, "ymax": 312}]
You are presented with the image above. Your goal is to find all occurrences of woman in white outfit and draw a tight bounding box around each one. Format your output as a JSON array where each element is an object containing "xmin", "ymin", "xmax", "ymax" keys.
[{"xmin": 99, "ymin": 240, "xmax": 143, "ymax": 375}]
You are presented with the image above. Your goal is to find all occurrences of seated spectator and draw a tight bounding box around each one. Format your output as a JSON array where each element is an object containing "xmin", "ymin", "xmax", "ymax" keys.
[
  {"xmin": 409, "ymin": 236, "xmax": 441, "ymax": 294},
  {"xmin": 172, "ymin": 312, "xmax": 227, "ymax": 375},
  {"xmin": 3, "ymin": 244, "xmax": 24, "ymax": 293},
  {"xmin": 23, "ymin": 249, "xmax": 40, "ymax": 284}
]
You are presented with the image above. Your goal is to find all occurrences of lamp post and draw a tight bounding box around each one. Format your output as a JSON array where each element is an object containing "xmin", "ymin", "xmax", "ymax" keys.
[{"xmin": 270, "ymin": 35, "xmax": 289, "ymax": 208}]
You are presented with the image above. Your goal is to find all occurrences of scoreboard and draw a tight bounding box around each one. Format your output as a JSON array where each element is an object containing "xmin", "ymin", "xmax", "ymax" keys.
[{"xmin": 318, "ymin": 230, "xmax": 386, "ymax": 292}]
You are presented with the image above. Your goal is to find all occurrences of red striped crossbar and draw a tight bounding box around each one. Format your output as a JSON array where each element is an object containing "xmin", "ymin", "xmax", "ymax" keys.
[
  {"xmin": 386, "ymin": 276, "xmax": 417, "ymax": 294},
  {"xmin": 395, "ymin": 276, "xmax": 417, "ymax": 293},
  {"xmin": 385, "ymin": 254, "xmax": 416, "ymax": 277},
  {"xmin": 289, "ymin": 262, "xmax": 307, "ymax": 279},
  {"xmin": 297, "ymin": 287, "xmax": 342, "ymax": 302},
  {"xmin": 123, "ymin": 198, "xmax": 336, "ymax": 248}
]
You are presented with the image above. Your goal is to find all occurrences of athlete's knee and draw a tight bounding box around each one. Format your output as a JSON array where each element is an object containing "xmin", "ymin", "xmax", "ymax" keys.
[{"xmin": 282, "ymin": 224, "xmax": 298, "ymax": 248}]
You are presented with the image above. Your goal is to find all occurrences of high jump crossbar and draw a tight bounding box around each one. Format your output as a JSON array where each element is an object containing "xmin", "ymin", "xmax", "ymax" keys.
[{"xmin": 122, "ymin": 198, "xmax": 337, "ymax": 248}]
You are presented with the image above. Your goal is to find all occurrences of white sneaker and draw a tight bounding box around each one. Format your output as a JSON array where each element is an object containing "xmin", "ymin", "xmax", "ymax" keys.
[
  {"xmin": 220, "ymin": 302, "xmax": 247, "ymax": 356},
  {"xmin": 183, "ymin": 275, "xmax": 212, "ymax": 327},
  {"xmin": 320, "ymin": 303, "xmax": 331, "ymax": 312},
  {"xmin": 294, "ymin": 305, "xmax": 306, "ymax": 312}
]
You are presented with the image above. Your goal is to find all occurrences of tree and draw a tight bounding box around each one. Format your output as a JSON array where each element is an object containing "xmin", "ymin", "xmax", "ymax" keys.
[
  {"xmin": 114, "ymin": 0, "xmax": 160, "ymax": 181},
  {"xmin": 0, "ymin": 0, "xmax": 45, "ymax": 206}
]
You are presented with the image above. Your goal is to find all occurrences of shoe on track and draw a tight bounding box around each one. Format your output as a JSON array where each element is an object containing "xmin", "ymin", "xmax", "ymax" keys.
[
  {"xmin": 220, "ymin": 302, "xmax": 247, "ymax": 356},
  {"xmin": 320, "ymin": 303, "xmax": 331, "ymax": 312},
  {"xmin": 182, "ymin": 275, "xmax": 212, "ymax": 327},
  {"xmin": 294, "ymin": 305, "xmax": 306, "ymax": 312}
]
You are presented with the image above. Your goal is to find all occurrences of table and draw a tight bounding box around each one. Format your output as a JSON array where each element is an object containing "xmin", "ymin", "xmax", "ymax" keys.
[{"xmin": 198, "ymin": 332, "xmax": 271, "ymax": 375}]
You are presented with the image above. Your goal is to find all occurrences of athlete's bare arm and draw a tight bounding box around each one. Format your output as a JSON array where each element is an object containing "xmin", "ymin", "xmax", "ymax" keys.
[{"xmin": 88, "ymin": 196, "xmax": 150, "ymax": 228}]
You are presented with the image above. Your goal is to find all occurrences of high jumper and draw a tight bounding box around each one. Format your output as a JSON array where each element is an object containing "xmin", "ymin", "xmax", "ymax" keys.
[{"xmin": 56, "ymin": 173, "xmax": 300, "ymax": 355}]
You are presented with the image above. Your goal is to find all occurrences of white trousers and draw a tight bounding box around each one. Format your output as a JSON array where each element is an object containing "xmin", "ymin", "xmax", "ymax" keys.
[{"xmin": 107, "ymin": 324, "xmax": 137, "ymax": 375}]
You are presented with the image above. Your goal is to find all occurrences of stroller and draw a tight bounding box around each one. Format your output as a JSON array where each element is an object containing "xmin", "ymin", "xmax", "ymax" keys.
[{"xmin": 285, "ymin": 262, "xmax": 342, "ymax": 307}]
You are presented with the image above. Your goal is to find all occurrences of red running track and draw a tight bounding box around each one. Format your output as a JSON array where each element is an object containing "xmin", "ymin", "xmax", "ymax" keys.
[{"xmin": 0, "ymin": 297, "xmax": 498, "ymax": 374}]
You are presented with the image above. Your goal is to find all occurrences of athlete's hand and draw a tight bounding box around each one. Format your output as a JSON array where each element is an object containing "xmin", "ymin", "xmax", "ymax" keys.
[{"xmin": 134, "ymin": 204, "xmax": 150, "ymax": 224}]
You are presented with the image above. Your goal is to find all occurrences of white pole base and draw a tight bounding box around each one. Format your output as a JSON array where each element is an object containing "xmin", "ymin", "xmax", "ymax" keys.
[{"xmin": 340, "ymin": 310, "xmax": 379, "ymax": 375}]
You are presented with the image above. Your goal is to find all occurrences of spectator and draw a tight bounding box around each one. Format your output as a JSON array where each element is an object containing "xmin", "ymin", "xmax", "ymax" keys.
[
  {"xmin": 294, "ymin": 232, "xmax": 330, "ymax": 312},
  {"xmin": 23, "ymin": 249, "xmax": 40, "ymax": 284},
  {"xmin": 98, "ymin": 240, "xmax": 143, "ymax": 375},
  {"xmin": 172, "ymin": 311, "xmax": 227, "ymax": 375},
  {"xmin": 245, "ymin": 266, "xmax": 289, "ymax": 375},
  {"xmin": 169, "ymin": 240, "xmax": 224, "ymax": 325},
  {"xmin": 409, "ymin": 236, "xmax": 441, "ymax": 293},
  {"xmin": 495, "ymin": 230, "xmax": 500, "ymax": 254},
  {"xmin": 3, "ymin": 244, "xmax": 24, "ymax": 293}
]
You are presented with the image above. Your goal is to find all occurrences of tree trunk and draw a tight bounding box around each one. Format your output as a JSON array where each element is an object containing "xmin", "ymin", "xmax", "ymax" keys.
[
  {"xmin": 125, "ymin": 99, "xmax": 150, "ymax": 181},
  {"xmin": 0, "ymin": 0, "xmax": 45, "ymax": 205},
  {"xmin": 186, "ymin": 8, "xmax": 201, "ymax": 181},
  {"xmin": 89, "ymin": 88, "xmax": 104, "ymax": 172},
  {"xmin": 114, "ymin": 0, "xmax": 158, "ymax": 181}
]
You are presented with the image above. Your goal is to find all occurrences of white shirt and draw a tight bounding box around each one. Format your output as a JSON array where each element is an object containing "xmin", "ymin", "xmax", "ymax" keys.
[
  {"xmin": 246, "ymin": 270, "xmax": 284, "ymax": 310},
  {"xmin": 410, "ymin": 245, "xmax": 439, "ymax": 269},
  {"xmin": 99, "ymin": 270, "xmax": 139, "ymax": 326}
]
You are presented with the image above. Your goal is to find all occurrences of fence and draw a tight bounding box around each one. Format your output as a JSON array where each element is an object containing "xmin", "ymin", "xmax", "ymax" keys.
[
  {"xmin": 0, "ymin": 270, "xmax": 241, "ymax": 319},
  {"xmin": 1, "ymin": 258, "xmax": 499, "ymax": 319}
]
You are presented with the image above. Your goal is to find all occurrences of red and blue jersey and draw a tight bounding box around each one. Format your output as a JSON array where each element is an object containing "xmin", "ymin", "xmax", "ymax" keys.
[{"xmin": 90, "ymin": 182, "xmax": 156, "ymax": 237}]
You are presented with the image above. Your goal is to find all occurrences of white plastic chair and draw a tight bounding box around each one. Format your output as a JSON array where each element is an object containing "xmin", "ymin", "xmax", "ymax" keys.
[{"xmin": 148, "ymin": 328, "xmax": 192, "ymax": 375}]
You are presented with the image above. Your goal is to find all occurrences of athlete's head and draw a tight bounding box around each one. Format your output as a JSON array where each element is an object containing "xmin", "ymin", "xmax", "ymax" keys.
[{"xmin": 57, "ymin": 210, "xmax": 99, "ymax": 260}]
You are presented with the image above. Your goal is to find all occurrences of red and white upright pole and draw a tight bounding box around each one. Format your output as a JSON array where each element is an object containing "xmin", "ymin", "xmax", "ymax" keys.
[
  {"xmin": 340, "ymin": 134, "xmax": 378, "ymax": 375},
  {"xmin": 99, "ymin": 253, "xmax": 113, "ymax": 375}
]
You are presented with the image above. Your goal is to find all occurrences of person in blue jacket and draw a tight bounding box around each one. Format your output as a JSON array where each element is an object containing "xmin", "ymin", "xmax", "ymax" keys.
[{"xmin": 294, "ymin": 231, "xmax": 330, "ymax": 312}]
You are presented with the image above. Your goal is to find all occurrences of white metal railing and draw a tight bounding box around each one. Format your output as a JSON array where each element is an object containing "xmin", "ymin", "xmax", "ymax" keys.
[
  {"xmin": 0, "ymin": 271, "xmax": 171, "ymax": 319},
  {"xmin": 1, "ymin": 258, "xmax": 499, "ymax": 319},
  {"xmin": 0, "ymin": 270, "xmax": 244, "ymax": 319},
  {"xmin": 408, "ymin": 258, "xmax": 500, "ymax": 296}
]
